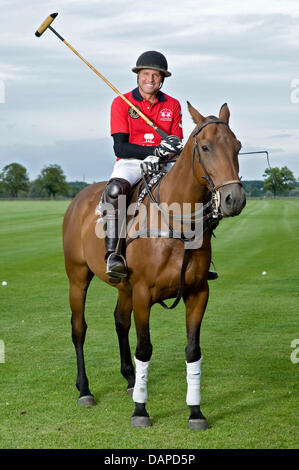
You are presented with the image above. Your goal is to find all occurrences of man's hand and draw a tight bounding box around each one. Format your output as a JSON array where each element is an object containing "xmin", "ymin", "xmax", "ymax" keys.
[
  {"xmin": 141, "ymin": 155, "xmax": 160, "ymax": 175},
  {"xmin": 155, "ymin": 135, "xmax": 183, "ymax": 159}
]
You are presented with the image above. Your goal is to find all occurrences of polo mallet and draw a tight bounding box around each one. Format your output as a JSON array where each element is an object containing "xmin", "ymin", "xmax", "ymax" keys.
[{"xmin": 35, "ymin": 13, "xmax": 168, "ymax": 139}]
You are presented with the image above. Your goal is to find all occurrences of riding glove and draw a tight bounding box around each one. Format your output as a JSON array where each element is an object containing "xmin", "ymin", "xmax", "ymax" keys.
[
  {"xmin": 154, "ymin": 135, "xmax": 183, "ymax": 159},
  {"xmin": 141, "ymin": 155, "xmax": 160, "ymax": 175}
]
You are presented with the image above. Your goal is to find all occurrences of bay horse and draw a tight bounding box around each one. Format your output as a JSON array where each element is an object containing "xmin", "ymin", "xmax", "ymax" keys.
[{"xmin": 63, "ymin": 102, "xmax": 246, "ymax": 430}]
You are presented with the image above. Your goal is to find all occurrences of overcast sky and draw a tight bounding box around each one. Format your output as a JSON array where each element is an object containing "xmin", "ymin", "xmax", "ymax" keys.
[{"xmin": 1, "ymin": 0, "xmax": 299, "ymax": 182}]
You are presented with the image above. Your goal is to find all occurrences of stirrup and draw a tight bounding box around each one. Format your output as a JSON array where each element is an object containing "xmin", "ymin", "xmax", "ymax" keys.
[
  {"xmin": 106, "ymin": 252, "xmax": 127, "ymax": 278},
  {"xmin": 208, "ymin": 270, "xmax": 218, "ymax": 280},
  {"xmin": 208, "ymin": 260, "xmax": 218, "ymax": 280}
]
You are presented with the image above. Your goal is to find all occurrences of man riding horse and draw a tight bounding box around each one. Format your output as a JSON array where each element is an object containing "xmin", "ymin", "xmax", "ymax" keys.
[{"xmin": 103, "ymin": 51, "xmax": 217, "ymax": 280}]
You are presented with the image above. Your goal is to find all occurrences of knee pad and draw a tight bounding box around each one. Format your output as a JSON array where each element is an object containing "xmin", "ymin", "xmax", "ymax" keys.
[
  {"xmin": 103, "ymin": 178, "xmax": 130, "ymax": 243},
  {"xmin": 105, "ymin": 178, "xmax": 131, "ymax": 204}
]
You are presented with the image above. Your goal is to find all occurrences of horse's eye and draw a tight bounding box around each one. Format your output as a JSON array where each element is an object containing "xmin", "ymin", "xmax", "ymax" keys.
[{"xmin": 201, "ymin": 145, "xmax": 209, "ymax": 152}]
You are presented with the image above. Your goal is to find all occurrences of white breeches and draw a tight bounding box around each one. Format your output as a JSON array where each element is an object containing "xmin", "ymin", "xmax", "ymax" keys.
[
  {"xmin": 186, "ymin": 357, "xmax": 203, "ymax": 406},
  {"xmin": 110, "ymin": 158, "xmax": 174, "ymax": 187}
]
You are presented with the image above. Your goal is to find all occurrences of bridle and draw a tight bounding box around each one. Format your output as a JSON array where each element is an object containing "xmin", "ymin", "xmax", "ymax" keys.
[{"xmin": 192, "ymin": 118, "xmax": 242, "ymax": 217}]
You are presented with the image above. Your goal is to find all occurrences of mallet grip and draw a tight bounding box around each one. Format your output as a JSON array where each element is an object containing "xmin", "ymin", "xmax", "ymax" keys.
[{"xmin": 35, "ymin": 13, "xmax": 58, "ymax": 37}]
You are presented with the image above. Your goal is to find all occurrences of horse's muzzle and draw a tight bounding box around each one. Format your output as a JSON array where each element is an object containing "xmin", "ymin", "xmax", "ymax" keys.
[{"xmin": 219, "ymin": 183, "xmax": 246, "ymax": 217}]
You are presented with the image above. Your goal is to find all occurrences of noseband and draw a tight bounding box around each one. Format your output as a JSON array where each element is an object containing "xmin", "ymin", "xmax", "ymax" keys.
[{"xmin": 192, "ymin": 119, "xmax": 242, "ymax": 216}]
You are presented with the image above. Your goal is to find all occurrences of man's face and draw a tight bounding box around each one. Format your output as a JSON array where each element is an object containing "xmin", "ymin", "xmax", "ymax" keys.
[{"xmin": 138, "ymin": 69, "xmax": 163, "ymax": 96}]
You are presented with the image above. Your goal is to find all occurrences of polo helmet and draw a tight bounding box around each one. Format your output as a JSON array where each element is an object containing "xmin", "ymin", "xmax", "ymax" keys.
[{"xmin": 132, "ymin": 51, "xmax": 171, "ymax": 77}]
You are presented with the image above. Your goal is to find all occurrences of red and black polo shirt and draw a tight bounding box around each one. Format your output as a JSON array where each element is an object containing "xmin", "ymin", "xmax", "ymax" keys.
[{"xmin": 110, "ymin": 87, "xmax": 183, "ymax": 149}]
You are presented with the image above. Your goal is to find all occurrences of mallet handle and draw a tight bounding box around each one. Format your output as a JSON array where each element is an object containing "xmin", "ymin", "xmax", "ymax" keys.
[{"xmin": 48, "ymin": 27, "xmax": 168, "ymax": 139}]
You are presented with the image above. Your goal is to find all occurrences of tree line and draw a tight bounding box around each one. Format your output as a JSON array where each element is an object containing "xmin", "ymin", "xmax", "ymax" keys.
[
  {"xmin": 0, "ymin": 163, "xmax": 88, "ymax": 198},
  {"xmin": 244, "ymin": 166, "xmax": 299, "ymax": 197},
  {"xmin": 0, "ymin": 162, "xmax": 298, "ymax": 199}
]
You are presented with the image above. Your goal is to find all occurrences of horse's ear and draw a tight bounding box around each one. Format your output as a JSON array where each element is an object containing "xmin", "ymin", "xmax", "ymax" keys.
[
  {"xmin": 187, "ymin": 101, "xmax": 204, "ymax": 124},
  {"xmin": 219, "ymin": 103, "xmax": 230, "ymax": 123}
]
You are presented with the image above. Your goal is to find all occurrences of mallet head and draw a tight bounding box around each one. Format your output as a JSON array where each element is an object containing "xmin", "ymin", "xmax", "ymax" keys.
[{"xmin": 35, "ymin": 13, "xmax": 58, "ymax": 37}]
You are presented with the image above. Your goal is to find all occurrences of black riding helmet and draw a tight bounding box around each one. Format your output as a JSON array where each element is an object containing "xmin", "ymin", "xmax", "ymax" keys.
[{"xmin": 132, "ymin": 51, "xmax": 171, "ymax": 78}]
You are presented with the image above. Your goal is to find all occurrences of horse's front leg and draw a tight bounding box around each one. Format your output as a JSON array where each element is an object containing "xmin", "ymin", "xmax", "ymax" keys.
[
  {"xmin": 114, "ymin": 289, "xmax": 135, "ymax": 394},
  {"xmin": 184, "ymin": 282, "xmax": 209, "ymax": 430},
  {"xmin": 131, "ymin": 286, "xmax": 152, "ymax": 427}
]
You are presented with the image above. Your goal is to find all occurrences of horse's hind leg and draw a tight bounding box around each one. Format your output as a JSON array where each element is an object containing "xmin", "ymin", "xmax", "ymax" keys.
[
  {"xmin": 69, "ymin": 265, "xmax": 96, "ymax": 407},
  {"xmin": 114, "ymin": 290, "xmax": 135, "ymax": 394}
]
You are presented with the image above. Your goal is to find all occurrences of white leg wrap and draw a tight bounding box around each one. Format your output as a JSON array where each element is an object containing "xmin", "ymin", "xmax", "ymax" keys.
[
  {"xmin": 186, "ymin": 356, "xmax": 203, "ymax": 406},
  {"xmin": 132, "ymin": 356, "xmax": 150, "ymax": 403}
]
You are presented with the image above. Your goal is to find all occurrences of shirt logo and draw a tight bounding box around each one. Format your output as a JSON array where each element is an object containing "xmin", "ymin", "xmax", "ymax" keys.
[
  {"xmin": 128, "ymin": 106, "xmax": 140, "ymax": 119},
  {"xmin": 143, "ymin": 133, "xmax": 155, "ymax": 144},
  {"xmin": 159, "ymin": 108, "xmax": 172, "ymax": 121}
]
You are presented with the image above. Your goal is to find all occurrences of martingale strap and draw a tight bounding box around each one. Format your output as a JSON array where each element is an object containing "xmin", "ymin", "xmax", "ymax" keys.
[
  {"xmin": 158, "ymin": 249, "xmax": 191, "ymax": 310},
  {"xmin": 158, "ymin": 218, "xmax": 217, "ymax": 310}
]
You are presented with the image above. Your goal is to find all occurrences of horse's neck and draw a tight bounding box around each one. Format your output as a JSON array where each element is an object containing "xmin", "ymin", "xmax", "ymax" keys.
[{"xmin": 160, "ymin": 137, "xmax": 207, "ymax": 206}]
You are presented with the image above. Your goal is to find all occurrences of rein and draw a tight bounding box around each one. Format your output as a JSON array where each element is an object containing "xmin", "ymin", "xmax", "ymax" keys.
[
  {"xmin": 140, "ymin": 171, "xmax": 213, "ymax": 241},
  {"xmin": 141, "ymin": 118, "xmax": 242, "ymax": 236}
]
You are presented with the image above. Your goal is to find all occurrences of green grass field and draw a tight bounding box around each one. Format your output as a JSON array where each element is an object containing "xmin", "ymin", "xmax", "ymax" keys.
[{"xmin": 0, "ymin": 199, "xmax": 298, "ymax": 449}]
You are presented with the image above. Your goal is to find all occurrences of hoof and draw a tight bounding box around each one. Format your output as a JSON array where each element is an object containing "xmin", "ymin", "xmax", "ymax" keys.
[
  {"xmin": 131, "ymin": 416, "xmax": 152, "ymax": 428},
  {"xmin": 127, "ymin": 387, "xmax": 134, "ymax": 396},
  {"xmin": 188, "ymin": 418, "xmax": 208, "ymax": 430},
  {"xmin": 77, "ymin": 395, "xmax": 96, "ymax": 407}
]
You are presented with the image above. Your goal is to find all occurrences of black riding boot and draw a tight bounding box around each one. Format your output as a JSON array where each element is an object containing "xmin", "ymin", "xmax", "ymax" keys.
[
  {"xmin": 104, "ymin": 213, "xmax": 127, "ymax": 278},
  {"xmin": 103, "ymin": 178, "xmax": 131, "ymax": 279}
]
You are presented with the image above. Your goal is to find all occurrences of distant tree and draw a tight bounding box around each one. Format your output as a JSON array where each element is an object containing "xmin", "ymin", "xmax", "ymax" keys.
[
  {"xmin": 67, "ymin": 181, "xmax": 89, "ymax": 198},
  {"xmin": 0, "ymin": 163, "xmax": 30, "ymax": 197},
  {"xmin": 242, "ymin": 180, "xmax": 264, "ymax": 197},
  {"xmin": 27, "ymin": 180, "xmax": 47, "ymax": 198},
  {"xmin": 0, "ymin": 179, "xmax": 5, "ymax": 196},
  {"xmin": 250, "ymin": 187, "xmax": 263, "ymax": 197},
  {"xmin": 288, "ymin": 187, "xmax": 299, "ymax": 197},
  {"xmin": 263, "ymin": 166, "xmax": 296, "ymax": 197},
  {"xmin": 36, "ymin": 164, "xmax": 69, "ymax": 198}
]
